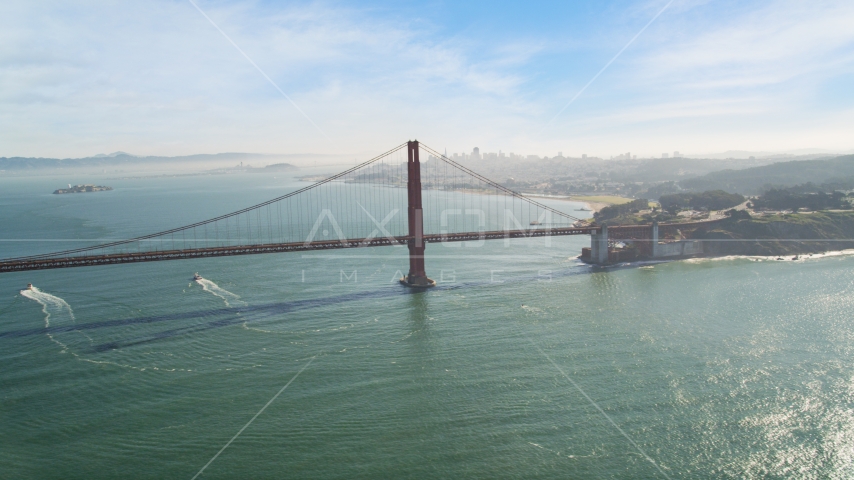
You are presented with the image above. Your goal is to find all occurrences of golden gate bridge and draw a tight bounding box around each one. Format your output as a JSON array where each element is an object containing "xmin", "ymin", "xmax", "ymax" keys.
[{"xmin": 0, "ymin": 141, "xmax": 687, "ymax": 284}]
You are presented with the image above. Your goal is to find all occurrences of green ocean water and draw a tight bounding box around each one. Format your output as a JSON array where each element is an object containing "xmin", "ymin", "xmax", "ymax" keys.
[{"xmin": 2, "ymin": 173, "xmax": 854, "ymax": 479}]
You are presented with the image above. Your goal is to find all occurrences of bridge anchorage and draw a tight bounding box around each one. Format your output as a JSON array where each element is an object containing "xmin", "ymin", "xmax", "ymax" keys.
[{"xmin": 2, "ymin": 139, "xmax": 620, "ymax": 282}]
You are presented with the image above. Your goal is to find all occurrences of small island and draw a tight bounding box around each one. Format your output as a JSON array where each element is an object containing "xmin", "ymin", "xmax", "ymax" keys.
[{"xmin": 53, "ymin": 184, "xmax": 113, "ymax": 194}]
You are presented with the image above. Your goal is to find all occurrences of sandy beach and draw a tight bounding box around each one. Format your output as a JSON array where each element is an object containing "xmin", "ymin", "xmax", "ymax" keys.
[{"xmin": 522, "ymin": 194, "xmax": 608, "ymax": 212}]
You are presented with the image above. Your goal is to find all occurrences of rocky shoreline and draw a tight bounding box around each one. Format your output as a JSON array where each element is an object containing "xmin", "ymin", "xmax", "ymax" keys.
[
  {"xmin": 691, "ymin": 212, "xmax": 854, "ymax": 256},
  {"xmin": 582, "ymin": 211, "xmax": 854, "ymax": 265}
]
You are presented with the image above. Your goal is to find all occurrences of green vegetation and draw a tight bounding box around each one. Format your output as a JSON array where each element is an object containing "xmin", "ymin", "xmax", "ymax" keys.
[
  {"xmin": 594, "ymin": 198, "xmax": 649, "ymax": 223},
  {"xmin": 643, "ymin": 181, "xmax": 681, "ymax": 199},
  {"xmin": 753, "ymin": 189, "xmax": 850, "ymax": 211},
  {"xmin": 680, "ymin": 154, "xmax": 854, "ymax": 194},
  {"xmin": 610, "ymin": 157, "xmax": 757, "ymax": 183},
  {"xmin": 725, "ymin": 209, "xmax": 752, "ymax": 220},
  {"xmin": 659, "ymin": 190, "xmax": 745, "ymax": 213},
  {"xmin": 693, "ymin": 212, "xmax": 854, "ymax": 256}
]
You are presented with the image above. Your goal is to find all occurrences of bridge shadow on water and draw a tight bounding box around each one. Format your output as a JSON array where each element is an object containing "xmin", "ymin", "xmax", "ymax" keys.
[{"xmin": 0, "ymin": 262, "xmax": 657, "ymax": 352}]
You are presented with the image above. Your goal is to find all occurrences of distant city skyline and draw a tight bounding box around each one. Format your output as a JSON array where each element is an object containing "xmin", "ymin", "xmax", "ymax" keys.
[
  {"xmin": 2, "ymin": 0, "xmax": 853, "ymax": 158},
  {"xmin": 3, "ymin": 145, "xmax": 846, "ymax": 165},
  {"xmin": 428, "ymin": 146, "xmax": 845, "ymax": 164}
]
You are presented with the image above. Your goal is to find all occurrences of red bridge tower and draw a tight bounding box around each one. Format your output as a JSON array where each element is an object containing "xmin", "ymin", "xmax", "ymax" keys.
[{"xmin": 400, "ymin": 140, "xmax": 436, "ymax": 288}]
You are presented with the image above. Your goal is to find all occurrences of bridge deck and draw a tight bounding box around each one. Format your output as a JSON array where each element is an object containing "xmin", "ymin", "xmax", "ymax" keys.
[{"xmin": 0, "ymin": 227, "xmax": 598, "ymax": 273}]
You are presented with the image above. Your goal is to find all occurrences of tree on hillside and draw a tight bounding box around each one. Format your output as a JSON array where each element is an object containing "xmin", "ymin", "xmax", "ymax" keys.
[
  {"xmin": 644, "ymin": 181, "xmax": 680, "ymax": 199},
  {"xmin": 725, "ymin": 209, "xmax": 751, "ymax": 220},
  {"xmin": 752, "ymin": 189, "xmax": 850, "ymax": 211},
  {"xmin": 594, "ymin": 199, "xmax": 649, "ymax": 222},
  {"xmin": 678, "ymin": 154, "xmax": 854, "ymax": 194},
  {"xmin": 659, "ymin": 190, "xmax": 744, "ymax": 213}
]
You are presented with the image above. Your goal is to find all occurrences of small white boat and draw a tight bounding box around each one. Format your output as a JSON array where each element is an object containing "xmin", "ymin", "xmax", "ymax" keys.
[
  {"xmin": 193, "ymin": 273, "xmax": 203, "ymax": 281},
  {"xmin": 26, "ymin": 283, "xmax": 33, "ymax": 290},
  {"xmin": 576, "ymin": 207, "xmax": 592, "ymax": 211}
]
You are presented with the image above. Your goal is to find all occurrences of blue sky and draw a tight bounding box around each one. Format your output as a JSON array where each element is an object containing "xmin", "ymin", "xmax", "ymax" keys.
[{"xmin": 2, "ymin": 0, "xmax": 853, "ymax": 158}]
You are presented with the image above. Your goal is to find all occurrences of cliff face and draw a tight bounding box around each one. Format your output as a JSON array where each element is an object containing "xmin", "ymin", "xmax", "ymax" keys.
[{"xmin": 692, "ymin": 212, "xmax": 854, "ymax": 255}]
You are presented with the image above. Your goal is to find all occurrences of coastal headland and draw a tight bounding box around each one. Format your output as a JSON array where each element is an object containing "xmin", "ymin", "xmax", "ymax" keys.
[
  {"xmin": 694, "ymin": 211, "xmax": 854, "ymax": 256},
  {"xmin": 584, "ymin": 211, "xmax": 854, "ymax": 264}
]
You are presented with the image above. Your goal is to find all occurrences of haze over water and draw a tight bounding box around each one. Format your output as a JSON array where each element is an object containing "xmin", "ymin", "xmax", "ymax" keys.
[{"xmin": 2, "ymin": 172, "xmax": 854, "ymax": 478}]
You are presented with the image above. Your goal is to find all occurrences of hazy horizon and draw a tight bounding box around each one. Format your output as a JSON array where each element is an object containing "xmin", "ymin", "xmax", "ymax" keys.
[{"xmin": 3, "ymin": 147, "xmax": 852, "ymax": 165}]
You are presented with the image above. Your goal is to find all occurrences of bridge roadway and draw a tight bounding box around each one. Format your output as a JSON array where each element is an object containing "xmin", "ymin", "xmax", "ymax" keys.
[{"xmin": 0, "ymin": 226, "xmax": 599, "ymax": 273}]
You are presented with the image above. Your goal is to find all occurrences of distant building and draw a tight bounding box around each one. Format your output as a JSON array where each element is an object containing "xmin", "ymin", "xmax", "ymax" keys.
[
  {"xmin": 558, "ymin": 151, "xmax": 563, "ymax": 157},
  {"xmin": 471, "ymin": 147, "xmax": 481, "ymax": 160},
  {"xmin": 662, "ymin": 153, "xmax": 669, "ymax": 158},
  {"xmin": 673, "ymin": 151, "xmax": 681, "ymax": 157},
  {"xmin": 582, "ymin": 154, "xmax": 588, "ymax": 159}
]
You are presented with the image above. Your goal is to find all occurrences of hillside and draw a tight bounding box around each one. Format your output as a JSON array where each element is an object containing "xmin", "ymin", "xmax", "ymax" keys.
[
  {"xmin": 610, "ymin": 157, "xmax": 768, "ymax": 183},
  {"xmin": 0, "ymin": 152, "xmax": 274, "ymax": 170},
  {"xmin": 692, "ymin": 212, "xmax": 854, "ymax": 255},
  {"xmin": 680, "ymin": 154, "xmax": 854, "ymax": 194},
  {"xmin": 0, "ymin": 152, "xmax": 330, "ymax": 171}
]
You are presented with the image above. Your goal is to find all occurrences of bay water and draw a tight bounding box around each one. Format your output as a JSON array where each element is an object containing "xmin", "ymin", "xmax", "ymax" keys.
[{"xmin": 2, "ymin": 172, "xmax": 853, "ymax": 478}]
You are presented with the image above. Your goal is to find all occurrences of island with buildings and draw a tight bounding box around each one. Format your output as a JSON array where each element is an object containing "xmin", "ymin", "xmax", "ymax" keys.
[{"xmin": 53, "ymin": 184, "xmax": 113, "ymax": 194}]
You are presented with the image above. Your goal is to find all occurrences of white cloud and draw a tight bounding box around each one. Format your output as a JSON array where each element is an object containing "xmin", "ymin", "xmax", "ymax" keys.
[
  {"xmin": 535, "ymin": 0, "xmax": 854, "ymax": 155},
  {"xmin": 0, "ymin": 1, "xmax": 544, "ymax": 156},
  {"xmin": 0, "ymin": 0, "xmax": 852, "ymax": 158},
  {"xmin": 636, "ymin": 0, "xmax": 854, "ymax": 88}
]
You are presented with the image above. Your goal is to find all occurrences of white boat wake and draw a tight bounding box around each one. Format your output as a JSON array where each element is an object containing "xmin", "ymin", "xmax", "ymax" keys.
[
  {"xmin": 20, "ymin": 286, "xmax": 90, "ymax": 352},
  {"xmin": 195, "ymin": 277, "xmax": 246, "ymax": 307},
  {"xmin": 20, "ymin": 285, "xmax": 192, "ymax": 372}
]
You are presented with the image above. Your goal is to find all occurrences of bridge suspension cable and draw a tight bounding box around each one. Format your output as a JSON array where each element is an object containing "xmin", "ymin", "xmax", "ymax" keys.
[
  {"xmin": 1, "ymin": 140, "xmax": 591, "ymax": 272},
  {"xmin": 418, "ymin": 143, "xmax": 581, "ymax": 223},
  {"xmin": 5, "ymin": 142, "xmax": 409, "ymax": 262}
]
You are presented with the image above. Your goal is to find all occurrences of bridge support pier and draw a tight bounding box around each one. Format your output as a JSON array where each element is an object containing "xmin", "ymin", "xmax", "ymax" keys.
[
  {"xmin": 400, "ymin": 140, "xmax": 436, "ymax": 288},
  {"xmin": 590, "ymin": 226, "xmax": 609, "ymax": 264},
  {"xmin": 651, "ymin": 221, "xmax": 659, "ymax": 258}
]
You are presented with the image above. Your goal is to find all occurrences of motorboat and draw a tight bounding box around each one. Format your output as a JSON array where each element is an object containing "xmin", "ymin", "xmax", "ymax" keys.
[
  {"xmin": 193, "ymin": 273, "xmax": 203, "ymax": 281},
  {"xmin": 26, "ymin": 283, "xmax": 33, "ymax": 290},
  {"xmin": 575, "ymin": 207, "xmax": 592, "ymax": 211}
]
